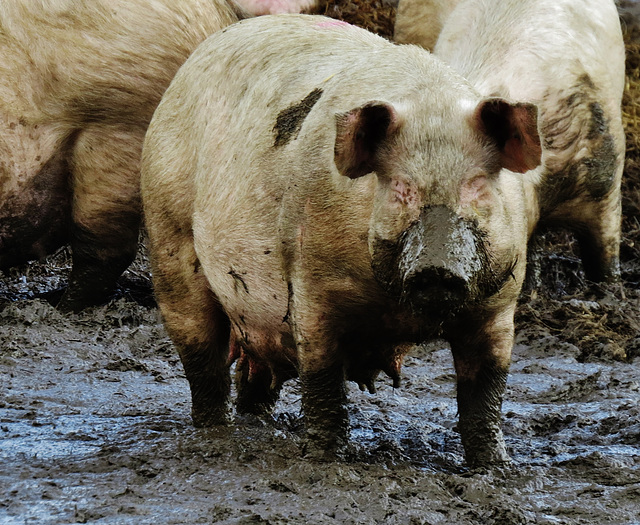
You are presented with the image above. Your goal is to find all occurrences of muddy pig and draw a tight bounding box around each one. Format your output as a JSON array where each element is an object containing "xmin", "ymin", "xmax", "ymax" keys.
[
  {"xmin": 0, "ymin": 0, "xmax": 242, "ymax": 311},
  {"xmin": 394, "ymin": 0, "xmax": 626, "ymax": 285},
  {"xmin": 141, "ymin": 14, "xmax": 542, "ymax": 466}
]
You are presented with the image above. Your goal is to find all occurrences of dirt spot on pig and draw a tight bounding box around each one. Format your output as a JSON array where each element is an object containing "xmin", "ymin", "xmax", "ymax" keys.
[{"xmin": 273, "ymin": 88, "xmax": 324, "ymax": 147}]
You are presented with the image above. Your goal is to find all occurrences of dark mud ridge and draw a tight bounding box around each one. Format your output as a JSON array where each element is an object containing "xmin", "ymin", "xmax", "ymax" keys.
[{"xmin": 0, "ymin": 250, "xmax": 639, "ymax": 524}]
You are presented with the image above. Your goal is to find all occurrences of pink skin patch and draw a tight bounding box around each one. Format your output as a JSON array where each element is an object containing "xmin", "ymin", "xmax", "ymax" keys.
[
  {"xmin": 391, "ymin": 178, "xmax": 418, "ymax": 206},
  {"xmin": 315, "ymin": 20, "xmax": 351, "ymax": 29},
  {"xmin": 460, "ymin": 174, "xmax": 491, "ymax": 208}
]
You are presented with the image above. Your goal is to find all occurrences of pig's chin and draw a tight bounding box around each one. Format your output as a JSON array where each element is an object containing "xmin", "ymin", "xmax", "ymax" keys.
[{"xmin": 405, "ymin": 292, "xmax": 466, "ymax": 319}]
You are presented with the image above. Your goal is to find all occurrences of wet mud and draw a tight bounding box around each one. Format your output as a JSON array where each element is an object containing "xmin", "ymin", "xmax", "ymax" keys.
[{"xmin": 1, "ymin": 246, "xmax": 639, "ymax": 524}]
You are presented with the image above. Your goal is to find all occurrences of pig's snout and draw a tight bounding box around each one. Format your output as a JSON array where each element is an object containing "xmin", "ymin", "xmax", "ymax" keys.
[
  {"xmin": 403, "ymin": 266, "xmax": 468, "ymax": 310},
  {"xmin": 398, "ymin": 206, "xmax": 486, "ymax": 314}
]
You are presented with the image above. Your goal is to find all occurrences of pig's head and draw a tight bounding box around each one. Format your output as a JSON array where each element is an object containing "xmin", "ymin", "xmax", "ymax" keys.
[{"xmin": 334, "ymin": 95, "xmax": 541, "ymax": 316}]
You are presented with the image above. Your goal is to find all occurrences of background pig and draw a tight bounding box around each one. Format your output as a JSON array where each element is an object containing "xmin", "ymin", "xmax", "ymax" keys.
[
  {"xmin": 0, "ymin": 0, "xmax": 240, "ymax": 311},
  {"xmin": 233, "ymin": 0, "xmax": 317, "ymax": 15},
  {"xmin": 394, "ymin": 0, "xmax": 626, "ymax": 285},
  {"xmin": 394, "ymin": 0, "xmax": 460, "ymax": 51},
  {"xmin": 141, "ymin": 14, "xmax": 542, "ymax": 466}
]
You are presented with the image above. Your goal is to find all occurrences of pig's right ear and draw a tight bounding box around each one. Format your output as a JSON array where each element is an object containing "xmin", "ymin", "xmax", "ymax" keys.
[
  {"xmin": 474, "ymin": 98, "xmax": 542, "ymax": 174},
  {"xmin": 334, "ymin": 101, "xmax": 401, "ymax": 179}
]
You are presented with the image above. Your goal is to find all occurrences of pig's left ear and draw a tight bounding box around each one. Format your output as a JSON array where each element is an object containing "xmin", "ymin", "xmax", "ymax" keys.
[
  {"xmin": 474, "ymin": 98, "xmax": 542, "ymax": 174},
  {"xmin": 334, "ymin": 101, "xmax": 401, "ymax": 179}
]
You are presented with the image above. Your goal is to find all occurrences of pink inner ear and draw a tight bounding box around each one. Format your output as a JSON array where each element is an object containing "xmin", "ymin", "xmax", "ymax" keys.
[
  {"xmin": 475, "ymin": 98, "xmax": 542, "ymax": 174},
  {"xmin": 502, "ymin": 137, "xmax": 530, "ymax": 173},
  {"xmin": 507, "ymin": 105, "xmax": 542, "ymax": 173},
  {"xmin": 335, "ymin": 111, "xmax": 370, "ymax": 179},
  {"xmin": 335, "ymin": 101, "xmax": 399, "ymax": 179}
]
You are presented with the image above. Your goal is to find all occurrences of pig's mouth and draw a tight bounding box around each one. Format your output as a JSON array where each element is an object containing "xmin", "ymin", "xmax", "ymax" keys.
[{"xmin": 398, "ymin": 251, "xmax": 518, "ymax": 317}]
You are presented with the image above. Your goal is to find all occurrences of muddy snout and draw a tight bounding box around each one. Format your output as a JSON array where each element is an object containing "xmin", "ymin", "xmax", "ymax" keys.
[{"xmin": 399, "ymin": 206, "xmax": 485, "ymax": 313}]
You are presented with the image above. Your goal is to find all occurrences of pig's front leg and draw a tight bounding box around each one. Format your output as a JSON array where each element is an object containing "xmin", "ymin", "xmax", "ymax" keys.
[
  {"xmin": 293, "ymin": 315, "xmax": 349, "ymax": 459},
  {"xmin": 300, "ymin": 359, "xmax": 349, "ymax": 459},
  {"xmin": 448, "ymin": 310, "xmax": 514, "ymax": 468}
]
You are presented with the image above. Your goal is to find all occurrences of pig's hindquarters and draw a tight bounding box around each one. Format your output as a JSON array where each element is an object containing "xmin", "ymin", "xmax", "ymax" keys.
[{"xmin": 192, "ymin": 161, "xmax": 295, "ymax": 419}]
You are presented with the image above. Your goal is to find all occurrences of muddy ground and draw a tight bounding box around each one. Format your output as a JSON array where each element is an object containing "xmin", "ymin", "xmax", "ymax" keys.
[
  {"xmin": 1, "ymin": 249, "xmax": 639, "ymax": 525},
  {"xmin": 2, "ymin": 2, "xmax": 640, "ymax": 525}
]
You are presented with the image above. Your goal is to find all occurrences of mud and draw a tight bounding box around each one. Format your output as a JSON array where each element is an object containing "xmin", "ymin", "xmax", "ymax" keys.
[{"xmin": 0, "ymin": 244, "xmax": 639, "ymax": 525}]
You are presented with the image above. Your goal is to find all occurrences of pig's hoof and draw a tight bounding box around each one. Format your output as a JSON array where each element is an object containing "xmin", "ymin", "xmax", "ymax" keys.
[
  {"xmin": 302, "ymin": 443, "xmax": 340, "ymax": 462},
  {"xmin": 302, "ymin": 433, "xmax": 348, "ymax": 462},
  {"xmin": 465, "ymin": 446, "xmax": 511, "ymax": 470},
  {"xmin": 191, "ymin": 408, "xmax": 231, "ymax": 428},
  {"xmin": 57, "ymin": 291, "xmax": 108, "ymax": 313}
]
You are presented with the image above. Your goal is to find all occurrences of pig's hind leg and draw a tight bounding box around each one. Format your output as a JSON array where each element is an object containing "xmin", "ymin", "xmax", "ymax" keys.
[
  {"xmin": 147, "ymin": 218, "xmax": 233, "ymax": 427},
  {"xmin": 576, "ymin": 102, "xmax": 625, "ymax": 284},
  {"xmin": 574, "ymin": 153, "xmax": 624, "ymax": 285},
  {"xmin": 58, "ymin": 125, "xmax": 144, "ymax": 311},
  {"xmin": 234, "ymin": 352, "xmax": 283, "ymax": 417}
]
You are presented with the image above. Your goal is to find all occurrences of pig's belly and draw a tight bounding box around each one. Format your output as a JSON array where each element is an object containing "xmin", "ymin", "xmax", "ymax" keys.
[{"xmin": 194, "ymin": 220, "xmax": 296, "ymax": 364}]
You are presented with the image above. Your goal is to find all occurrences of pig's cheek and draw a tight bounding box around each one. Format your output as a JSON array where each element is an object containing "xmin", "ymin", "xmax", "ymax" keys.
[
  {"xmin": 372, "ymin": 177, "xmax": 421, "ymax": 243},
  {"xmin": 386, "ymin": 178, "xmax": 422, "ymax": 228}
]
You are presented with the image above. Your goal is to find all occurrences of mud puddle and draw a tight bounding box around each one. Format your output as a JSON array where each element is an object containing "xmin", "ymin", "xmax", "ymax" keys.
[{"xmin": 1, "ymin": 250, "xmax": 639, "ymax": 524}]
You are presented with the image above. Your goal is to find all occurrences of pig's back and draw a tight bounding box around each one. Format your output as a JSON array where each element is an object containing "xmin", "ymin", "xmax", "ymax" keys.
[
  {"xmin": 0, "ymin": 0, "xmax": 238, "ymax": 125},
  {"xmin": 434, "ymin": 0, "xmax": 624, "ymax": 102}
]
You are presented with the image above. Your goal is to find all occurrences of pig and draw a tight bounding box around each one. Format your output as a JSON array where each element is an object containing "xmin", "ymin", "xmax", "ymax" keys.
[
  {"xmin": 141, "ymin": 14, "xmax": 542, "ymax": 467},
  {"xmin": 394, "ymin": 0, "xmax": 626, "ymax": 286},
  {"xmin": 0, "ymin": 0, "xmax": 241, "ymax": 311},
  {"xmin": 233, "ymin": 0, "xmax": 317, "ymax": 15},
  {"xmin": 394, "ymin": 0, "xmax": 461, "ymax": 52}
]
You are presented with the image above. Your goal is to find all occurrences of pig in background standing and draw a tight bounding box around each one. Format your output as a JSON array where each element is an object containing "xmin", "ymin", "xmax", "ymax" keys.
[
  {"xmin": 0, "ymin": 0, "xmax": 241, "ymax": 311},
  {"xmin": 395, "ymin": 0, "xmax": 626, "ymax": 286},
  {"xmin": 141, "ymin": 14, "xmax": 542, "ymax": 467},
  {"xmin": 235, "ymin": 0, "xmax": 317, "ymax": 15}
]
